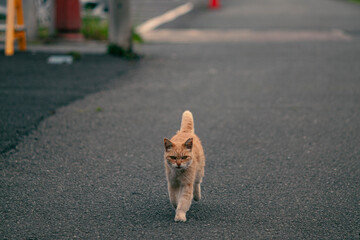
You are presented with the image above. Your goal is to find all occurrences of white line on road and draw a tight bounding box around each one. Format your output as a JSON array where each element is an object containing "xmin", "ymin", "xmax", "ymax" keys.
[
  {"xmin": 136, "ymin": 2, "xmax": 194, "ymax": 34},
  {"xmin": 142, "ymin": 29, "xmax": 352, "ymax": 43}
]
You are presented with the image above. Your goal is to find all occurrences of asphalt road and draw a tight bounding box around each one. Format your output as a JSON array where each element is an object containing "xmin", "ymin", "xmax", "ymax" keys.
[
  {"xmin": 2, "ymin": 0, "xmax": 360, "ymax": 239},
  {"xmin": 0, "ymin": 53, "xmax": 135, "ymax": 154}
]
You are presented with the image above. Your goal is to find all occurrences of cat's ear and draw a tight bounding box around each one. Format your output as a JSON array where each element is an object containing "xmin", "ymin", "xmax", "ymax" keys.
[
  {"xmin": 164, "ymin": 138, "xmax": 173, "ymax": 152},
  {"xmin": 184, "ymin": 138, "xmax": 193, "ymax": 151}
]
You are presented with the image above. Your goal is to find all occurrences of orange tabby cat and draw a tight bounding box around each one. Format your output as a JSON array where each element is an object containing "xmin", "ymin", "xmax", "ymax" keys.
[{"xmin": 164, "ymin": 110, "xmax": 205, "ymax": 222}]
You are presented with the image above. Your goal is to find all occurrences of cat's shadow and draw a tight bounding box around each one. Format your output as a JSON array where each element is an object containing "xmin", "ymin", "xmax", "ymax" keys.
[
  {"xmin": 185, "ymin": 201, "xmax": 215, "ymax": 222},
  {"xmin": 136, "ymin": 198, "xmax": 219, "ymax": 223}
]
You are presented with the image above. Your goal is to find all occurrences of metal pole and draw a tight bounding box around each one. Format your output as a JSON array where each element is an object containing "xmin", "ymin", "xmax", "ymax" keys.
[
  {"xmin": 48, "ymin": 0, "xmax": 55, "ymax": 36},
  {"xmin": 5, "ymin": 0, "xmax": 15, "ymax": 56},
  {"xmin": 23, "ymin": 0, "xmax": 38, "ymax": 41},
  {"xmin": 108, "ymin": 0, "xmax": 132, "ymax": 51}
]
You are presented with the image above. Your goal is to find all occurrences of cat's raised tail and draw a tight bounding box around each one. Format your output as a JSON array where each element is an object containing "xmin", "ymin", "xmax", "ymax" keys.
[{"xmin": 180, "ymin": 110, "xmax": 194, "ymax": 133}]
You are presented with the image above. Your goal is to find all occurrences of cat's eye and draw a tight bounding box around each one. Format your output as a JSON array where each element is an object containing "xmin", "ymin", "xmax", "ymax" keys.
[
  {"xmin": 170, "ymin": 156, "xmax": 177, "ymax": 160},
  {"xmin": 181, "ymin": 156, "xmax": 187, "ymax": 159}
]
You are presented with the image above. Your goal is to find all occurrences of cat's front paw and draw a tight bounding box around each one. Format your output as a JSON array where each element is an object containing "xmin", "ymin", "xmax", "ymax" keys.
[{"xmin": 174, "ymin": 212, "xmax": 187, "ymax": 222}]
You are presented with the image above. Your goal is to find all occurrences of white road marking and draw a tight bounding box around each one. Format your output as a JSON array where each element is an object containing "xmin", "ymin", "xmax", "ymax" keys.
[
  {"xmin": 142, "ymin": 29, "xmax": 352, "ymax": 43},
  {"xmin": 136, "ymin": 2, "xmax": 194, "ymax": 34}
]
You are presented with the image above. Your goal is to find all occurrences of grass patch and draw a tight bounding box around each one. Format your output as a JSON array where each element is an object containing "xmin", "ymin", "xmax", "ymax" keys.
[
  {"xmin": 350, "ymin": 0, "xmax": 360, "ymax": 3},
  {"xmin": 38, "ymin": 26, "xmax": 51, "ymax": 39},
  {"xmin": 132, "ymin": 28, "xmax": 144, "ymax": 44},
  {"xmin": 67, "ymin": 51, "xmax": 82, "ymax": 61},
  {"xmin": 107, "ymin": 44, "xmax": 141, "ymax": 60},
  {"xmin": 32, "ymin": 26, "xmax": 57, "ymax": 44},
  {"xmin": 81, "ymin": 16, "xmax": 108, "ymax": 40},
  {"xmin": 81, "ymin": 15, "xmax": 144, "ymax": 44}
]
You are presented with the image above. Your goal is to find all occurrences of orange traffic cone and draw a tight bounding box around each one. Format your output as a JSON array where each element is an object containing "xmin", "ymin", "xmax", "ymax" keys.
[{"xmin": 209, "ymin": 0, "xmax": 220, "ymax": 9}]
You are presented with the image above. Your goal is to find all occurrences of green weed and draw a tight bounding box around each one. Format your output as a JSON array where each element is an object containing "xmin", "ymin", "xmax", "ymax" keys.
[
  {"xmin": 107, "ymin": 43, "xmax": 141, "ymax": 60},
  {"xmin": 81, "ymin": 16, "xmax": 108, "ymax": 40}
]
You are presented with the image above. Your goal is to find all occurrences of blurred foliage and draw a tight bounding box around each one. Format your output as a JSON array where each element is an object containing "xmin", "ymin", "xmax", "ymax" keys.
[
  {"xmin": 81, "ymin": 16, "xmax": 108, "ymax": 40},
  {"xmin": 81, "ymin": 16, "xmax": 144, "ymax": 44},
  {"xmin": 132, "ymin": 27, "xmax": 144, "ymax": 44},
  {"xmin": 107, "ymin": 43, "xmax": 141, "ymax": 60},
  {"xmin": 35, "ymin": 26, "xmax": 56, "ymax": 44},
  {"xmin": 38, "ymin": 26, "xmax": 50, "ymax": 39},
  {"xmin": 67, "ymin": 51, "xmax": 82, "ymax": 61}
]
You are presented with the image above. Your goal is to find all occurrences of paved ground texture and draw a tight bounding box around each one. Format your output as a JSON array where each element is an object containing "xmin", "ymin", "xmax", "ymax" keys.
[
  {"xmin": 1, "ymin": 0, "xmax": 360, "ymax": 239},
  {"xmin": 0, "ymin": 53, "xmax": 135, "ymax": 154}
]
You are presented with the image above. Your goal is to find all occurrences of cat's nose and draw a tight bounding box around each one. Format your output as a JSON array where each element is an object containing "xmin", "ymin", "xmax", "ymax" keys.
[{"xmin": 176, "ymin": 161, "xmax": 181, "ymax": 167}]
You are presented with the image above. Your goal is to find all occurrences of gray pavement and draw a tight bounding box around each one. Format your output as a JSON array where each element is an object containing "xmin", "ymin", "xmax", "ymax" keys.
[
  {"xmin": 162, "ymin": 0, "xmax": 360, "ymax": 31},
  {"xmin": 0, "ymin": 52, "xmax": 135, "ymax": 154},
  {"xmin": 132, "ymin": 0, "xmax": 197, "ymax": 25},
  {"xmin": 2, "ymin": 0, "xmax": 360, "ymax": 239}
]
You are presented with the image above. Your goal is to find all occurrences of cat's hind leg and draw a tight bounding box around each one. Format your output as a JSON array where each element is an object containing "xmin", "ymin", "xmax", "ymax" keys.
[
  {"xmin": 193, "ymin": 183, "xmax": 201, "ymax": 201},
  {"xmin": 193, "ymin": 166, "xmax": 204, "ymax": 201}
]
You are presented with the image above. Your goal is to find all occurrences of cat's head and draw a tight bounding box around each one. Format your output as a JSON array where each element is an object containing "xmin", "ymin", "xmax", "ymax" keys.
[{"xmin": 164, "ymin": 138, "xmax": 193, "ymax": 170}]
